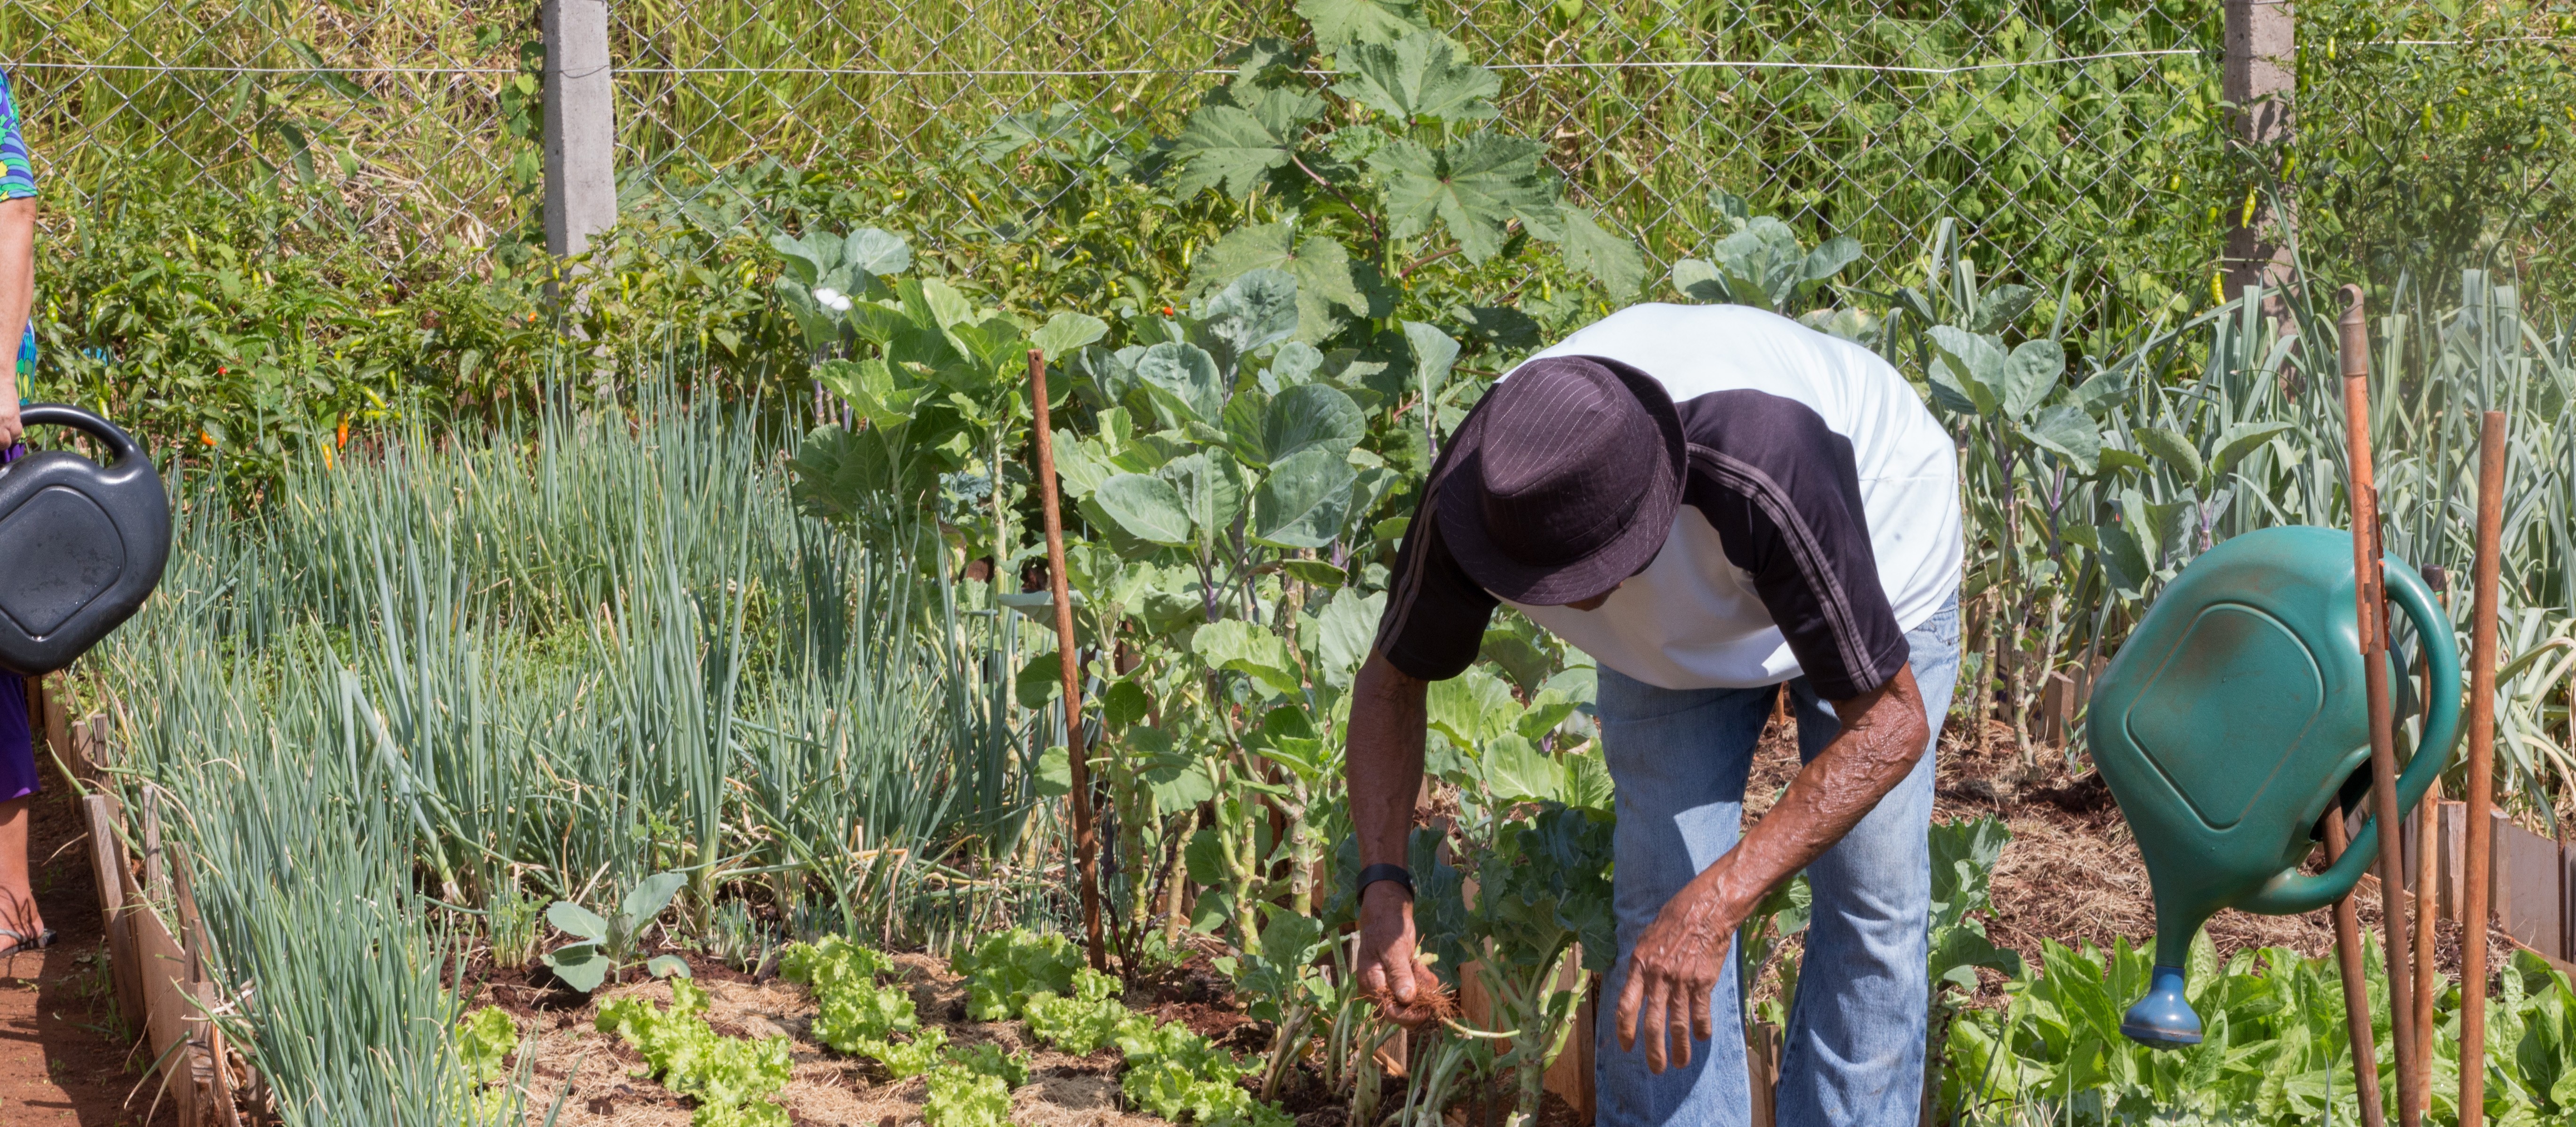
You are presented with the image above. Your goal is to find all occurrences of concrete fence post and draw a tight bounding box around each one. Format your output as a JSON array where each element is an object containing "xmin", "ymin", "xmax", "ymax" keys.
[
  {"xmin": 2223, "ymin": 0, "xmax": 2296, "ymax": 296},
  {"xmin": 542, "ymin": 0, "xmax": 617, "ymax": 263}
]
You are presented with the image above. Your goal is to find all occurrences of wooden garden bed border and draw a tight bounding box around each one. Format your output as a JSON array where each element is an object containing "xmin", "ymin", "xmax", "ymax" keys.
[
  {"xmin": 44, "ymin": 654, "xmax": 2568, "ymax": 1127},
  {"xmin": 47, "ymin": 677, "xmax": 245, "ymax": 1127}
]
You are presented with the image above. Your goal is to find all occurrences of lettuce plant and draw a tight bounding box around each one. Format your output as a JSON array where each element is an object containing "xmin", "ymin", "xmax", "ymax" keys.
[
  {"xmin": 779, "ymin": 936, "xmax": 945, "ymax": 1077},
  {"xmin": 596, "ymin": 978, "xmax": 793, "ymax": 1127},
  {"xmin": 455, "ymin": 1006, "xmax": 519, "ymax": 1084},
  {"xmin": 1024, "ymin": 968, "xmax": 1135, "ymax": 1055},
  {"xmin": 1113, "ymin": 1017, "xmax": 1287, "ymax": 1127},
  {"xmin": 952, "ymin": 929, "xmax": 1085, "ymax": 1020},
  {"xmin": 925, "ymin": 1061, "xmax": 1014, "ymax": 1127}
]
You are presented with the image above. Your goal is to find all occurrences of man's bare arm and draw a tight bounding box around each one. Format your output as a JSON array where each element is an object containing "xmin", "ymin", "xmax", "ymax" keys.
[
  {"xmin": 1346, "ymin": 647, "xmax": 1441, "ymax": 1014},
  {"xmin": 1614, "ymin": 665, "xmax": 1931, "ymax": 1071}
]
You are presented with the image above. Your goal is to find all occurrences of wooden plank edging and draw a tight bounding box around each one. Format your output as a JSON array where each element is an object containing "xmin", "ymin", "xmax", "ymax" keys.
[{"xmin": 61, "ymin": 704, "xmax": 242, "ymax": 1126}]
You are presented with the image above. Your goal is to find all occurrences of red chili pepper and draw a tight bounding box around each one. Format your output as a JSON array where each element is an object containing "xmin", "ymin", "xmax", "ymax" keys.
[{"xmin": 1161, "ymin": 305, "xmax": 1175, "ymax": 317}]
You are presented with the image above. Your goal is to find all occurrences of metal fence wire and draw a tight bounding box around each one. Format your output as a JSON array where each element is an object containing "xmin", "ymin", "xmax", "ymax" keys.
[{"xmin": 0, "ymin": 0, "xmax": 2565, "ymax": 297}]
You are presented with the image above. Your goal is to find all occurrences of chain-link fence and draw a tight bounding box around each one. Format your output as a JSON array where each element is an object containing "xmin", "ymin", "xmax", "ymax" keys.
[{"xmin": 0, "ymin": 1, "xmax": 2567, "ymax": 300}]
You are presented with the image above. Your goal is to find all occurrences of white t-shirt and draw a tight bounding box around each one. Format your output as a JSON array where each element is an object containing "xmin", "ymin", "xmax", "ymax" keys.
[{"xmin": 1376, "ymin": 304, "xmax": 1964, "ymax": 695}]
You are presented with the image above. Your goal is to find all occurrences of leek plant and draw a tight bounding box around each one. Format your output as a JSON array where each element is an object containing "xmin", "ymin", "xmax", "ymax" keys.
[{"xmin": 82, "ymin": 378, "xmax": 1043, "ymax": 1118}]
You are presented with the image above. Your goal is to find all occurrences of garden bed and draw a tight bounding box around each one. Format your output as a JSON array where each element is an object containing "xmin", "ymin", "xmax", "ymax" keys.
[
  {"xmin": 480, "ymin": 952, "xmax": 1156, "ymax": 1127},
  {"xmin": 453, "ymin": 942, "xmax": 1425, "ymax": 1127}
]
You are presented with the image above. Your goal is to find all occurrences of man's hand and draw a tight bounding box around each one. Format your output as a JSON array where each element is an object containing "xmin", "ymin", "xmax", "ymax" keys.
[
  {"xmin": 1614, "ymin": 665, "xmax": 1929, "ymax": 1073},
  {"xmin": 1346, "ymin": 649, "xmax": 1436, "ymax": 1022},
  {"xmin": 1613, "ymin": 860, "xmax": 1741, "ymax": 1071},
  {"xmin": 1355, "ymin": 882, "xmax": 1442, "ymax": 1026}
]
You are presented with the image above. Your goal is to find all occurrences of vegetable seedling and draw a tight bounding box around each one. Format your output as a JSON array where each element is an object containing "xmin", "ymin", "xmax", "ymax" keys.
[{"xmin": 542, "ymin": 870, "xmax": 691, "ymax": 992}]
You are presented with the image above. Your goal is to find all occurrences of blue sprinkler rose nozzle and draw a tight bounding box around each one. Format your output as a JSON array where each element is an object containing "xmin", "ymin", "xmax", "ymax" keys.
[{"xmin": 2119, "ymin": 964, "xmax": 2203, "ymax": 1047}]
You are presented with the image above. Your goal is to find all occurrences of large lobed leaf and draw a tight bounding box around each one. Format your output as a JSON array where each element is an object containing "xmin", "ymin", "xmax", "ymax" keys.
[
  {"xmin": 1187, "ymin": 222, "xmax": 1370, "ymax": 341},
  {"xmin": 1296, "ymin": 0, "xmax": 1425, "ymax": 52},
  {"xmin": 1093, "ymin": 474, "xmax": 1194, "ymax": 545},
  {"xmin": 1331, "ymin": 31, "xmax": 1499, "ymax": 124},
  {"xmin": 1368, "ymin": 135, "xmax": 1554, "ymax": 264},
  {"xmin": 1192, "ymin": 619, "xmax": 1304, "ymax": 697},
  {"xmin": 1173, "ymin": 89, "xmax": 1324, "ymax": 201},
  {"xmin": 1199, "ymin": 268, "xmax": 1303, "ymax": 365},
  {"xmin": 1251, "ymin": 447, "xmax": 1358, "ymax": 549}
]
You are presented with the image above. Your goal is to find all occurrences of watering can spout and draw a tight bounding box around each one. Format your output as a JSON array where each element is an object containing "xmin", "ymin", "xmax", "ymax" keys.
[
  {"xmin": 2084, "ymin": 526, "xmax": 2462, "ymax": 1050},
  {"xmin": 2120, "ymin": 965, "xmax": 2202, "ymax": 1047}
]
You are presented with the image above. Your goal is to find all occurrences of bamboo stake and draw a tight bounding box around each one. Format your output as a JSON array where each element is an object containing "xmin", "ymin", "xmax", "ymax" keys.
[
  {"xmin": 2342, "ymin": 284, "xmax": 2419, "ymax": 1127},
  {"xmin": 2461, "ymin": 410, "xmax": 2508, "ymax": 1127},
  {"xmin": 1029, "ymin": 348, "xmax": 1105, "ymax": 971},
  {"xmin": 2413, "ymin": 576, "xmax": 2444, "ymax": 1111},
  {"xmin": 2414, "ymin": 782, "xmax": 2437, "ymax": 1089},
  {"xmin": 2326, "ymin": 805, "xmax": 2390, "ymax": 1127}
]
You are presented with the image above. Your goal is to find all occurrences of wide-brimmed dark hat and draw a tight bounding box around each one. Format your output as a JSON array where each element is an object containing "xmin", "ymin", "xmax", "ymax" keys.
[{"xmin": 1433, "ymin": 355, "xmax": 1686, "ymax": 605}]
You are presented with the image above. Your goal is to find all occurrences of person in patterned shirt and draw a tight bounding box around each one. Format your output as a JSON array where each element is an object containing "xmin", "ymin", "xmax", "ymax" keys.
[{"xmin": 0, "ymin": 65, "xmax": 47, "ymax": 960}]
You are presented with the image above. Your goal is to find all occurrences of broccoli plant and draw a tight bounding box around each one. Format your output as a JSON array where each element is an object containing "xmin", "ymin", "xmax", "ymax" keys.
[
  {"xmin": 1391, "ymin": 663, "xmax": 1615, "ymax": 1124},
  {"xmin": 541, "ymin": 870, "xmax": 691, "ymax": 993},
  {"xmin": 1216, "ymin": 908, "xmax": 1340, "ymax": 1100},
  {"xmin": 1671, "ymin": 189, "xmax": 1866, "ymax": 324}
]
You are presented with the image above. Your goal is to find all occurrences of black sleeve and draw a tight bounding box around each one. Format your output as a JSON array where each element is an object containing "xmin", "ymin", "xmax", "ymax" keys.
[
  {"xmin": 1680, "ymin": 391, "xmax": 1910, "ymax": 700},
  {"xmin": 1372, "ymin": 485, "xmax": 1500, "ymax": 682}
]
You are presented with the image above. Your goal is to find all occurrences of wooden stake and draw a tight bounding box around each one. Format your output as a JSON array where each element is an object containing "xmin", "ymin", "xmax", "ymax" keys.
[
  {"xmin": 2414, "ymin": 785, "xmax": 2437, "ymax": 1089},
  {"xmin": 1029, "ymin": 348, "xmax": 1105, "ymax": 971},
  {"xmin": 2342, "ymin": 284, "xmax": 2419, "ymax": 1126},
  {"xmin": 2326, "ymin": 806, "xmax": 2389, "ymax": 1127},
  {"xmin": 2461, "ymin": 410, "xmax": 2509, "ymax": 1127}
]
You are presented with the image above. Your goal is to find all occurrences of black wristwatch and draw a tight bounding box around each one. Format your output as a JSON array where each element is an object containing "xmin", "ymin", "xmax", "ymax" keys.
[{"xmin": 1357, "ymin": 863, "xmax": 1414, "ymax": 901}]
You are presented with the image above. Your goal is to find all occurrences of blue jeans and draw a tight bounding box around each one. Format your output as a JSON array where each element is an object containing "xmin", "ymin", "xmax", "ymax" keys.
[{"xmin": 1592, "ymin": 594, "xmax": 1961, "ymax": 1127}]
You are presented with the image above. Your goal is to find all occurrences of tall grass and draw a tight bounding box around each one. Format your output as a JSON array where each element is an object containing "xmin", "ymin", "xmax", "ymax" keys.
[{"xmin": 0, "ymin": 0, "xmax": 2229, "ymax": 297}]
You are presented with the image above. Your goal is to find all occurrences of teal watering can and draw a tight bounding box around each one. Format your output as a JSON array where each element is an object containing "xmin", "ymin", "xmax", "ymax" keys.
[{"xmin": 2085, "ymin": 525, "xmax": 2460, "ymax": 1048}]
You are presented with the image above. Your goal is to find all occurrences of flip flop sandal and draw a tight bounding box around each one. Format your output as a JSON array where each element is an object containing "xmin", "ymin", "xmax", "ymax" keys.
[{"xmin": 0, "ymin": 927, "xmax": 56, "ymax": 958}]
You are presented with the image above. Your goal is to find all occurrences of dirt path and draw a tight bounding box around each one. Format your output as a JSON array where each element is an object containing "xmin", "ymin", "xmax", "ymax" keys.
[{"xmin": 0, "ymin": 761, "xmax": 176, "ymax": 1126}]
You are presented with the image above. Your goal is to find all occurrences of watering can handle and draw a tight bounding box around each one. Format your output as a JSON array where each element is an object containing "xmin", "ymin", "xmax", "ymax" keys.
[
  {"xmin": 16, "ymin": 403, "xmax": 147, "ymax": 468},
  {"xmin": 2246, "ymin": 558, "xmax": 2463, "ymax": 914}
]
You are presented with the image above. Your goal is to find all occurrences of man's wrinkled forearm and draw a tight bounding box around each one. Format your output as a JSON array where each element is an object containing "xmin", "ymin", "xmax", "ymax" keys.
[
  {"xmin": 1346, "ymin": 649, "xmax": 1429, "ymax": 870},
  {"xmin": 1701, "ymin": 668, "xmax": 1929, "ymax": 921}
]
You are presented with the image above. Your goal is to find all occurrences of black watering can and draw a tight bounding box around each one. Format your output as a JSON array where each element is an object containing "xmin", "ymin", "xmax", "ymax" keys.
[{"xmin": 0, "ymin": 404, "xmax": 171, "ymax": 675}]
